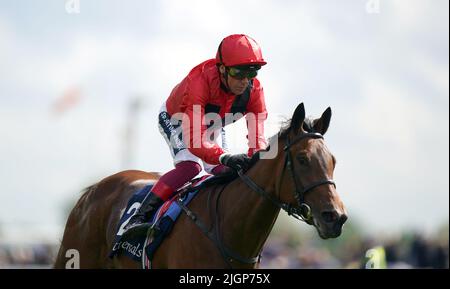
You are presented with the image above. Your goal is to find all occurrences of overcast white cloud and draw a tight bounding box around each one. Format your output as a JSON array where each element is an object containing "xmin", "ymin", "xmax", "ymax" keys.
[{"xmin": 0, "ymin": 0, "xmax": 448, "ymax": 242}]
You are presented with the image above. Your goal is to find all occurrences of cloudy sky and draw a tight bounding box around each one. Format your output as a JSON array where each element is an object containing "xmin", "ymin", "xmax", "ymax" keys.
[{"xmin": 0, "ymin": 0, "xmax": 448, "ymax": 242}]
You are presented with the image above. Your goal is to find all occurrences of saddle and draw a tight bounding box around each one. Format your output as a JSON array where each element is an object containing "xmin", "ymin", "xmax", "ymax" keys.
[{"xmin": 109, "ymin": 174, "xmax": 212, "ymax": 268}]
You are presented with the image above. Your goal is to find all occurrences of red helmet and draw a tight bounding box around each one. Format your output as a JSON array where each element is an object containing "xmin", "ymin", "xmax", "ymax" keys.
[{"xmin": 216, "ymin": 34, "xmax": 267, "ymax": 67}]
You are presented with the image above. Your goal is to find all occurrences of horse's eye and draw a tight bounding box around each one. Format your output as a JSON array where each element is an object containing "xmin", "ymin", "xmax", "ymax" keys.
[{"xmin": 297, "ymin": 156, "xmax": 309, "ymax": 166}]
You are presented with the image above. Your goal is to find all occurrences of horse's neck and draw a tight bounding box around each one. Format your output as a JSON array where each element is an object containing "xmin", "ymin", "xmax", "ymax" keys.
[{"xmin": 219, "ymin": 158, "xmax": 282, "ymax": 260}]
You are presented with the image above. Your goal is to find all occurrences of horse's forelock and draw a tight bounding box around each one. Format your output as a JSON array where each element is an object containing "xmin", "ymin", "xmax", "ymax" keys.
[
  {"xmin": 279, "ymin": 116, "xmax": 316, "ymax": 136},
  {"xmin": 302, "ymin": 117, "xmax": 316, "ymax": 133}
]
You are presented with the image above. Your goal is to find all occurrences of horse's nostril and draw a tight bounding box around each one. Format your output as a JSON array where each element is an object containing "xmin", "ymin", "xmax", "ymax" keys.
[{"xmin": 321, "ymin": 210, "xmax": 339, "ymax": 223}]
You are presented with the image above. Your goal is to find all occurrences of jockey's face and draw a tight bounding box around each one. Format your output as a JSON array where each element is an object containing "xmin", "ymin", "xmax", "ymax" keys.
[{"xmin": 219, "ymin": 65, "xmax": 251, "ymax": 95}]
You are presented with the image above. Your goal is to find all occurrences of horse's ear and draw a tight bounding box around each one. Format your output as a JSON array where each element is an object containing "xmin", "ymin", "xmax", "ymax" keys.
[
  {"xmin": 313, "ymin": 107, "xmax": 332, "ymax": 135},
  {"xmin": 291, "ymin": 102, "xmax": 306, "ymax": 134}
]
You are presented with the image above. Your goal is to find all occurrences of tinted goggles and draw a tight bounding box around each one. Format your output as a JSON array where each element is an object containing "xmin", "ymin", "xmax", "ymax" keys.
[{"xmin": 226, "ymin": 66, "xmax": 259, "ymax": 80}]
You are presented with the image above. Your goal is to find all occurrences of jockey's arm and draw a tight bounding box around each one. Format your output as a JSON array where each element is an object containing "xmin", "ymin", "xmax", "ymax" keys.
[
  {"xmin": 245, "ymin": 82, "xmax": 268, "ymax": 157},
  {"xmin": 246, "ymin": 112, "xmax": 268, "ymax": 157}
]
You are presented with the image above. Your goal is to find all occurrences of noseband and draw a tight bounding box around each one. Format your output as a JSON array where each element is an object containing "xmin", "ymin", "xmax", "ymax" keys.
[{"xmin": 238, "ymin": 132, "xmax": 336, "ymax": 223}]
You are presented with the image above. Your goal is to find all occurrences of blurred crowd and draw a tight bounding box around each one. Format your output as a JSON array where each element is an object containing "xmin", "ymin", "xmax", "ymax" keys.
[
  {"xmin": 260, "ymin": 224, "xmax": 449, "ymax": 269},
  {"xmin": 0, "ymin": 224, "xmax": 448, "ymax": 269},
  {"xmin": 0, "ymin": 243, "xmax": 57, "ymax": 269}
]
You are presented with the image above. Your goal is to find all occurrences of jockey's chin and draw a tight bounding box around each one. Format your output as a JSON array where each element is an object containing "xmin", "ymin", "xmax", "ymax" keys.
[{"xmin": 231, "ymin": 86, "xmax": 247, "ymax": 95}]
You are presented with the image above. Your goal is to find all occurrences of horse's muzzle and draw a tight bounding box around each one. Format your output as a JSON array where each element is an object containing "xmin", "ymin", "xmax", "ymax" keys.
[{"xmin": 317, "ymin": 210, "xmax": 348, "ymax": 239}]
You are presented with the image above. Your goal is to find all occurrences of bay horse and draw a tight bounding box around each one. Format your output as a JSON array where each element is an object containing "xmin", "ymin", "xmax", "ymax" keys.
[{"xmin": 54, "ymin": 103, "xmax": 347, "ymax": 269}]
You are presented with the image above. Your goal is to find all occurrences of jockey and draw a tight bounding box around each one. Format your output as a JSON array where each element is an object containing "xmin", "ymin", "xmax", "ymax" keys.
[{"xmin": 123, "ymin": 34, "xmax": 268, "ymax": 236}]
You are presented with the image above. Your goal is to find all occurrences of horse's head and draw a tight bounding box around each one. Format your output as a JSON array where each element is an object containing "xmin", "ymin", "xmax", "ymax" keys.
[{"xmin": 275, "ymin": 103, "xmax": 348, "ymax": 239}]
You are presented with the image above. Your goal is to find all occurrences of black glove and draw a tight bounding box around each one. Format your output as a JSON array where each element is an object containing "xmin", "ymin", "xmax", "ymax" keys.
[{"xmin": 219, "ymin": 153, "xmax": 251, "ymax": 171}]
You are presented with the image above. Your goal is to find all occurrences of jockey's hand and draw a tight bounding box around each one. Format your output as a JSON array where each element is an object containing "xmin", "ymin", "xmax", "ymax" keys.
[{"xmin": 219, "ymin": 153, "xmax": 251, "ymax": 171}]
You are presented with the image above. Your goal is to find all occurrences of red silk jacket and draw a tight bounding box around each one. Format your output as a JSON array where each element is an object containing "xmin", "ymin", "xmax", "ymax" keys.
[{"xmin": 165, "ymin": 59, "xmax": 268, "ymax": 165}]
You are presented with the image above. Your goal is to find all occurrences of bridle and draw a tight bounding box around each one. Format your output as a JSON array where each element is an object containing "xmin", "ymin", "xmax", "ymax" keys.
[
  {"xmin": 176, "ymin": 131, "xmax": 337, "ymax": 267},
  {"xmin": 238, "ymin": 132, "xmax": 336, "ymax": 223}
]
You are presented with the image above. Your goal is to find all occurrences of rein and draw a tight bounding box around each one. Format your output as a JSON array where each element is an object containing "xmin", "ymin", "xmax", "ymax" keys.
[
  {"xmin": 177, "ymin": 132, "xmax": 336, "ymax": 267},
  {"xmin": 177, "ymin": 184, "xmax": 259, "ymax": 268},
  {"xmin": 240, "ymin": 132, "xmax": 336, "ymax": 222}
]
